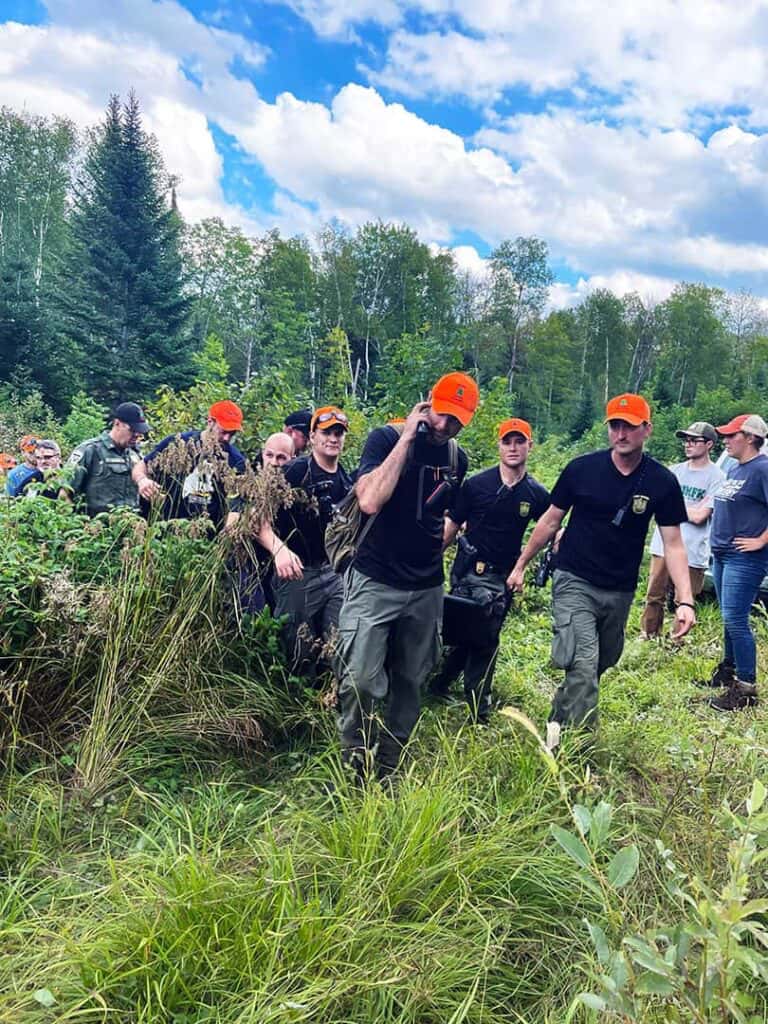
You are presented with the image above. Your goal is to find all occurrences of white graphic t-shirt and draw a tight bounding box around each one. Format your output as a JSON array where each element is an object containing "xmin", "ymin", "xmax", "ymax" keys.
[{"xmin": 648, "ymin": 460, "xmax": 724, "ymax": 567}]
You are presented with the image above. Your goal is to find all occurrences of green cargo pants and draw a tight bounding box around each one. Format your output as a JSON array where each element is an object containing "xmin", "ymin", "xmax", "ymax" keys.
[
  {"xmin": 336, "ymin": 568, "xmax": 443, "ymax": 773},
  {"xmin": 549, "ymin": 569, "xmax": 634, "ymax": 729},
  {"xmin": 274, "ymin": 565, "xmax": 343, "ymax": 682}
]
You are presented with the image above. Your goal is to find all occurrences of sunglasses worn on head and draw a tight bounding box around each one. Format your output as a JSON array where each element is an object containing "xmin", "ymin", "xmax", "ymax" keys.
[{"xmin": 314, "ymin": 411, "xmax": 349, "ymax": 426}]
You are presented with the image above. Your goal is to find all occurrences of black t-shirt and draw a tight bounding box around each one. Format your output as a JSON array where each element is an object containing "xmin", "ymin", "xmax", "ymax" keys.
[
  {"xmin": 551, "ymin": 449, "xmax": 687, "ymax": 591},
  {"xmin": 354, "ymin": 426, "xmax": 469, "ymax": 590},
  {"xmin": 277, "ymin": 455, "xmax": 352, "ymax": 566},
  {"xmin": 449, "ymin": 467, "xmax": 550, "ymax": 574}
]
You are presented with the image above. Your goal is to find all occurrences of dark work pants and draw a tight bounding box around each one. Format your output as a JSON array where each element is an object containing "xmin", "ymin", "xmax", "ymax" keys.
[
  {"xmin": 430, "ymin": 569, "xmax": 510, "ymax": 721},
  {"xmin": 274, "ymin": 565, "xmax": 343, "ymax": 682}
]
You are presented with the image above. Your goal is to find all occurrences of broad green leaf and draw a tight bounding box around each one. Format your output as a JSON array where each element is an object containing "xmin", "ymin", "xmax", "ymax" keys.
[
  {"xmin": 590, "ymin": 801, "xmax": 613, "ymax": 849},
  {"xmin": 550, "ymin": 824, "xmax": 591, "ymax": 868},
  {"xmin": 572, "ymin": 804, "xmax": 591, "ymax": 836},
  {"xmin": 33, "ymin": 989, "xmax": 57, "ymax": 1008},
  {"xmin": 607, "ymin": 844, "xmax": 639, "ymax": 888},
  {"xmin": 577, "ymin": 992, "xmax": 606, "ymax": 1010},
  {"xmin": 584, "ymin": 919, "xmax": 610, "ymax": 964},
  {"xmin": 747, "ymin": 778, "xmax": 766, "ymax": 814},
  {"xmin": 635, "ymin": 971, "xmax": 676, "ymax": 996}
]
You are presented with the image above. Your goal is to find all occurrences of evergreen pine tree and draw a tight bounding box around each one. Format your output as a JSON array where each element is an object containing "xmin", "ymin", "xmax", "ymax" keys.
[{"xmin": 60, "ymin": 93, "xmax": 193, "ymax": 402}]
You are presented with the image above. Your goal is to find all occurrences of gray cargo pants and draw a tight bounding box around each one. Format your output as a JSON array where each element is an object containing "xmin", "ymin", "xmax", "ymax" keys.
[
  {"xmin": 336, "ymin": 568, "xmax": 443, "ymax": 773},
  {"xmin": 550, "ymin": 569, "xmax": 634, "ymax": 728},
  {"xmin": 274, "ymin": 565, "xmax": 343, "ymax": 681}
]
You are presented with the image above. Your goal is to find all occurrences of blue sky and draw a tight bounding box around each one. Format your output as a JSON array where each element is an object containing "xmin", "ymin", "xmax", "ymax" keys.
[{"xmin": 3, "ymin": 0, "xmax": 768, "ymax": 305}]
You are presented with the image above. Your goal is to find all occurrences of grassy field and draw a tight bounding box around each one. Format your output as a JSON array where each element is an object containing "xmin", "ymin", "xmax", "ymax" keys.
[{"xmin": 2, "ymin": 557, "xmax": 768, "ymax": 1024}]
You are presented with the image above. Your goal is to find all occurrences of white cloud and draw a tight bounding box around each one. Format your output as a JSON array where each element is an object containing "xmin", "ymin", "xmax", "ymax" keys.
[
  {"xmin": 283, "ymin": 0, "xmax": 768, "ymax": 130},
  {"xmin": 0, "ymin": 1, "xmax": 268, "ymax": 234},
  {"xmin": 549, "ymin": 272, "xmax": 679, "ymax": 310}
]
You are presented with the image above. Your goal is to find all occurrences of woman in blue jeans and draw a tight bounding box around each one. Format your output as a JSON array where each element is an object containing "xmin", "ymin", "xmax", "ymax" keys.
[{"xmin": 707, "ymin": 413, "xmax": 768, "ymax": 710}]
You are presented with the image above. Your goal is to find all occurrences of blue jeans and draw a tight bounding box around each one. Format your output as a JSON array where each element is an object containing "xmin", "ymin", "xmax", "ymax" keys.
[{"xmin": 711, "ymin": 550, "xmax": 768, "ymax": 683}]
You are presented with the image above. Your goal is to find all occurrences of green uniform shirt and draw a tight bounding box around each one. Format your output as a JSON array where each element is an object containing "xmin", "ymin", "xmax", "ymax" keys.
[{"xmin": 66, "ymin": 432, "xmax": 141, "ymax": 516}]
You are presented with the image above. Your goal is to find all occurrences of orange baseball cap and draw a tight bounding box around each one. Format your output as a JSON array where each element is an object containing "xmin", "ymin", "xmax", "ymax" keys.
[
  {"xmin": 0, "ymin": 453, "xmax": 17, "ymax": 470},
  {"xmin": 604, "ymin": 393, "xmax": 651, "ymax": 426},
  {"xmin": 19, "ymin": 434, "xmax": 39, "ymax": 454},
  {"xmin": 431, "ymin": 372, "xmax": 479, "ymax": 426},
  {"xmin": 208, "ymin": 400, "xmax": 243, "ymax": 431},
  {"xmin": 716, "ymin": 413, "xmax": 768, "ymax": 438},
  {"xmin": 311, "ymin": 406, "xmax": 350, "ymax": 432},
  {"xmin": 498, "ymin": 417, "xmax": 532, "ymax": 441}
]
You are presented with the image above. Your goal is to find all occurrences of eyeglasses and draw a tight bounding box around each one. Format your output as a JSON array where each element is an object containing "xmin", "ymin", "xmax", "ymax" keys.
[
  {"xmin": 683, "ymin": 437, "xmax": 707, "ymax": 444},
  {"xmin": 314, "ymin": 411, "xmax": 349, "ymax": 427}
]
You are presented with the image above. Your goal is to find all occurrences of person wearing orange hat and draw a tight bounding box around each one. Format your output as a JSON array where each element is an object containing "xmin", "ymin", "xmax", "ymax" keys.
[
  {"xmin": 257, "ymin": 406, "xmax": 353, "ymax": 681},
  {"xmin": 5, "ymin": 435, "xmax": 39, "ymax": 497},
  {"xmin": 336, "ymin": 372, "xmax": 478, "ymax": 782},
  {"xmin": 133, "ymin": 400, "xmax": 246, "ymax": 531},
  {"xmin": 701, "ymin": 413, "xmax": 768, "ymax": 711},
  {"xmin": 430, "ymin": 417, "xmax": 550, "ymax": 722},
  {"xmin": 508, "ymin": 393, "xmax": 695, "ymax": 751}
]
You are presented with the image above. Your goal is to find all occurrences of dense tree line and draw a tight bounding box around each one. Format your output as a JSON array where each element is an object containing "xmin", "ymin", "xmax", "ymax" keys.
[{"xmin": 2, "ymin": 96, "xmax": 768, "ymax": 440}]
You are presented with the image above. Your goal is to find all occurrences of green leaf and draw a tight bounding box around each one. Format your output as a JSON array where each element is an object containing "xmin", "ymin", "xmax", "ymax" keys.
[
  {"xmin": 550, "ymin": 824, "xmax": 591, "ymax": 868},
  {"xmin": 607, "ymin": 844, "xmax": 639, "ymax": 888},
  {"xmin": 747, "ymin": 778, "xmax": 766, "ymax": 815},
  {"xmin": 635, "ymin": 972, "xmax": 676, "ymax": 996},
  {"xmin": 590, "ymin": 801, "xmax": 613, "ymax": 849},
  {"xmin": 33, "ymin": 989, "xmax": 57, "ymax": 1008},
  {"xmin": 584, "ymin": 919, "xmax": 611, "ymax": 964},
  {"xmin": 572, "ymin": 804, "xmax": 592, "ymax": 836},
  {"xmin": 577, "ymin": 992, "xmax": 606, "ymax": 1010}
]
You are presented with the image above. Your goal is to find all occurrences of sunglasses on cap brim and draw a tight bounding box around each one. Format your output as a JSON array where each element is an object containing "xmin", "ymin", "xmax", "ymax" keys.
[{"xmin": 314, "ymin": 411, "xmax": 349, "ymax": 428}]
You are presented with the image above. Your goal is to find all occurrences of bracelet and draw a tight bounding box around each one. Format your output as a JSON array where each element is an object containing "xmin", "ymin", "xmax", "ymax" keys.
[{"xmin": 675, "ymin": 602, "xmax": 695, "ymax": 611}]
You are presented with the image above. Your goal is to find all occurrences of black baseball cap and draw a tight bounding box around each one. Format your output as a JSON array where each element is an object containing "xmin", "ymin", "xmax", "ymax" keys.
[
  {"xmin": 113, "ymin": 401, "xmax": 150, "ymax": 434},
  {"xmin": 283, "ymin": 408, "xmax": 313, "ymax": 435}
]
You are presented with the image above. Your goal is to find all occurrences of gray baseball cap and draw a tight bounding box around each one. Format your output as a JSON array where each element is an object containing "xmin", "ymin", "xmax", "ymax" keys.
[{"xmin": 675, "ymin": 421, "xmax": 717, "ymax": 443}]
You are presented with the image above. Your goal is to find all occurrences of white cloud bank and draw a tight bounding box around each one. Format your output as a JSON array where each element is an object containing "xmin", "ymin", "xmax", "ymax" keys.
[{"xmin": 3, "ymin": 0, "xmax": 768, "ymax": 299}]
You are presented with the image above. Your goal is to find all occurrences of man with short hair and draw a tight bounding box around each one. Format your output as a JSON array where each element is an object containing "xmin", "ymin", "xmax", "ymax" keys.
[
  {"xmin": 432, "ymin": 417, "xmax": 550, "ymax": 722},
  {"xmin": 258, "ymin": 407, "xmax": 353, "ymax": 679},
  {"xmin": 62, "ymin": 403, "xmax": 149, "ymax": 515},
  {"xmin": 508, "ymin": 393, "xmax": 695, "ymax": 751},
  {"xmin": 640, "ymin": 421, "xmax": 724, "ymax": 637},
  {"xmin": 5, "ymin": 435, "xmax": 39, "ymax": 497},
  {"xmin": 262, "ymin": 432, "xmax": 295, "ymax": 468},
  {"xmin": 283, "ymin": 409, "xmax": 312, "ymax": 456},
  {"xmin": 133, "ymin": 400, "xmax": 246, "ymax": 532},
  {"xmin": 337, "ymin": 372, "xmax": 478, "ymax": 780}
]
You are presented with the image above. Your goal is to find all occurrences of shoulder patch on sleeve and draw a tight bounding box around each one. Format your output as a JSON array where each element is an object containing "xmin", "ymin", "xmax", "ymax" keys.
[{"xmin": 67, "ymin": 449, "xmax": 84, "ymax": 464}]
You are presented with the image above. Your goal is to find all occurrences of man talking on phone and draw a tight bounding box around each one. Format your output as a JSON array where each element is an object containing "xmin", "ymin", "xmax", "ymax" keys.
[{"xmin": 336, "ymin": 373, "xmax": 479, "ymax": 782}]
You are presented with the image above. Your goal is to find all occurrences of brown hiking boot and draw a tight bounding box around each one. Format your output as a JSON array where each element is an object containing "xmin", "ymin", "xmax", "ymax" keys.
[
  {"xmin": 709, "ymin": 679, "xmax": 758, "ymax": 711},
  {"xmin": 694, "ymin": 661, "xmax": 736, "ymax": 689}
]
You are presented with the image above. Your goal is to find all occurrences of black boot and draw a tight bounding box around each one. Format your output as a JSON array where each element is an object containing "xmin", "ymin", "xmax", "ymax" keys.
[
  {"xmin": 694, "ymin": 661, "xmax": 736, "ymax": 689},
  {"xmin": 709, "ymin": 679, "xmax": 759, "ymax": 711}
]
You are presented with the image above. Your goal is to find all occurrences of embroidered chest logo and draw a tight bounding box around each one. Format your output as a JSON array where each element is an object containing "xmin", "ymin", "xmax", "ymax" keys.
[
  {"xmin": 518, "ymin": 501, "xmax": 531, "ymax": 517},
  {"xmin": 632, "ymin": 494, "xmax": 650, "ymax": 514}
]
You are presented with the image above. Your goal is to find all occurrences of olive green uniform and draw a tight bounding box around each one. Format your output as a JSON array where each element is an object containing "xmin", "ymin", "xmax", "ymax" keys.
[{"xmin": 66, "ymin": 432, "xmax": 141, "ymax": 516}]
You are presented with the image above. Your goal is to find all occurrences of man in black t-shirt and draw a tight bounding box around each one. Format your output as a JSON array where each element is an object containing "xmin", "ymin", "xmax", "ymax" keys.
[
  {"xmin": 336, "ymin": 372, "xmax": 478, "ymax": 781},
  {"xmin": 258, "ymin": 407, "xmax": 352, "ymax": 681},
  {"xmin": 431, "ymin": 417, "xmax": 550, "ymax": 722},
  {"xmin": 508, "ymin": 393, "xmax": 695, "ymax": 751}
]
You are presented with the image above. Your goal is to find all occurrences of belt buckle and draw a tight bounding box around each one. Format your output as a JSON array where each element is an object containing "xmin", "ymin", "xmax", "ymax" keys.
[{"xmin": 475, "ymin": 561, "xmax": 486, "ymax": 575}]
